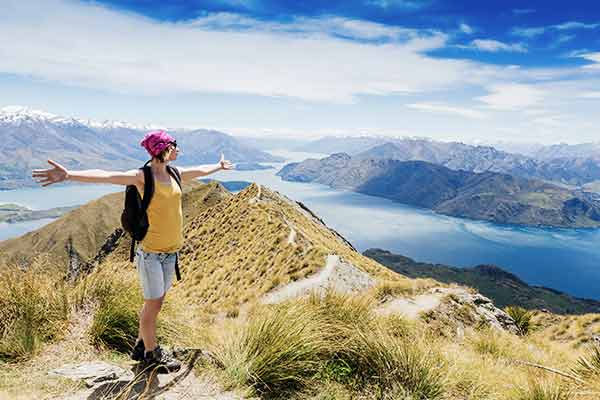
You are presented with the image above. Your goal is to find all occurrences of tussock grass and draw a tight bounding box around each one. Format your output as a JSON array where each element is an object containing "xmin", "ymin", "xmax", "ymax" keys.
[
  {"xmin": 213, "ymin": 301, "xmax": 330, "ymax": 395},
  {"xmin": 0, "ymin": 256, "xmax": 69, "ymax": 360},
  {"xmin": 337, "ymin": 326, "xmax": 445, "ymax": 399},
  {"xmin": 73, "ymin": 261, "xmax": 197, "ymax": 353},
  {"xmin": 506, "ymin": 305, "xmax": 536, "ymax": 336},
  {"xmin": 72, "ymin": 262, "xmax": 142, "ymax": 352},
  {"xmin": 213, "ymin": 291, "xmax": 445, "ymax": 399},
  {"xmin": 574, "ymin": 344, "xmax": 600, "ymax": 379},
  {"xmin": 515, "ymin": 379, "xmax": 573, "ymax": 400},
  {"xmin": 372, "ymin": 278, "xmax": 438, "ymax": 302},
  {"xmin": 535, "ymin": 313, "xmax": 600, "ymax": 348}
]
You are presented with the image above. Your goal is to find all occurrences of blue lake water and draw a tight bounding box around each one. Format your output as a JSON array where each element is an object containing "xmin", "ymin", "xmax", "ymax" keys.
[{"xmin": 2, "ymin": 149, "xmax": 600, "ymax": 300}]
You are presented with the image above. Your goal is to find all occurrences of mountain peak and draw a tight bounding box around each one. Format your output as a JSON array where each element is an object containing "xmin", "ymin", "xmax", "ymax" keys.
[
  {"xmin": 0, "ymin": 105, "xmax": 83, "ymax": 127},
  {"xmin": 2, "ymin": 105, "xmax": 60, "ymax": 119},
  {"xmin": 0, "ymin": 105, "xmax": 164, "ymax": 131}
]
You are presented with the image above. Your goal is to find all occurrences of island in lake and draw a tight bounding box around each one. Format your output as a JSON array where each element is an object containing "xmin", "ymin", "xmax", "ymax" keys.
[{"xmin": 0, "ymin": 203, "xmax": 76, "ymax": 223}]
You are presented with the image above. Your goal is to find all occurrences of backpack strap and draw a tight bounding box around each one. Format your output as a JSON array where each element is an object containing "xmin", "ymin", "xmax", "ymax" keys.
[
  {"xmin": 167, "ymin": 165, "xmax": 182, "ymax": 281},
  {"xmin": 141, "ymin": 162, "xmax": 154, "ymax": 212},
  {"xmin": 129, "ymin": 238, "xmax": 136, "ymax": 262},
  {"xmin": 130, "ymin": 161, "xmax": 155, "ymax": 262},
  {"xmin": 175, "ymin": 253, "xmax": 181, "ymax": 281},
  {"xmin": 167, "ymin": 165, "xmax": 182, "ymax": 190}
]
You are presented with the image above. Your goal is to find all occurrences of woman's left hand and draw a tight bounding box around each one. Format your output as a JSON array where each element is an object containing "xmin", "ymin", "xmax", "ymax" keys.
[{"xmin": 219, "ymin": 153, "xmax": 234, "ymax": 170}]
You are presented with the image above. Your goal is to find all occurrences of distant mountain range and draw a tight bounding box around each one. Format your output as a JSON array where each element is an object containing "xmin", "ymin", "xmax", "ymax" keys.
[
  {"xmin": 0, "ymin": 106, "xmax": 283, "ymax": 190},
  {"xmin": 296, "ymin": 136, "xmax": 600, "ymax": 186},
  {"xmin": 277, "ymin": 153, "xmax": 600, "ymax": 228}
]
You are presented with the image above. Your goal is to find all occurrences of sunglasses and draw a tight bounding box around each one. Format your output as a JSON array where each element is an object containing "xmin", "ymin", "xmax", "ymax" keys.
[{"xmin": 158, "ymin": 140, "xmax": 177, "ymax": 149}]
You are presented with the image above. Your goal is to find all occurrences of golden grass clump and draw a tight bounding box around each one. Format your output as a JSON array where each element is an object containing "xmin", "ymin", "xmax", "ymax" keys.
[
  {"xmin": 212, "ymin": 300, "xmax": 331, "ymax": 395},
  {"xmin": 372, "ymin": 278, "xmax": 438, "ymax": 302},
  {"xmin": 71, "ymin": 261, "xmax": 142, "ymax": 352},
  {"xmin": 212, "ymin": 291, "xmax": 446, "ymax": 399},
  {"xmin": 514, "ymin": 379, "xmax": 573, "ymax": 400},
  {"xmin": 0, "ymin": 255, "xmax": 69, "ymax": 360},
  {"xmin": 72, "ymin": 261, "xmax": 195, "ymax": 353},
  {"xmin": 506, "ymin": 305, "xmax": 537, "ymax": 336},
  {"xmin": 535, "ymin": 313, "xmax": 600, "ymax": 348},
  {"xmin": 573, "ymin": 343, "xmax": 600, "ymax": 380}
]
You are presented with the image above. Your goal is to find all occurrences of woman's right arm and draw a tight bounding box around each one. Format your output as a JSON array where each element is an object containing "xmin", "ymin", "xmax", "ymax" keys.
[{"xmin": 32, "ymin": 159, "xmax": 143, "ymax": 187}]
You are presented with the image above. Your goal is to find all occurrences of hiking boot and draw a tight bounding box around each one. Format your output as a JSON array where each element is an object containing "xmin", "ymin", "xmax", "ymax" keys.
[
  {"xmin": 130, "ymin": 339, "xmax": 145, "ymax": 361},
  {"xmin": 142, "ymin": 345, "xmax": 182, "ymax": 374}
]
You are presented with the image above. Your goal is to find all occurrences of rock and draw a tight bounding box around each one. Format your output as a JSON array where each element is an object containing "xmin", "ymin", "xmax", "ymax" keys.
[
  {"xmin": 49, "ymin": 362, "xmax": 133, "ymax": 388},
  {"xmin": 439, "ymin": 289, "xmax": 519, "ymax": 334}
]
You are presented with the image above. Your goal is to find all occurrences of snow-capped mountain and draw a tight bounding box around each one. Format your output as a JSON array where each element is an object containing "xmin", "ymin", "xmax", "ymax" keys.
[
  {"xmin": 0, "ymin": 106, "xmax": 83, "ymax": 127},
  {"xmin": 0, "ymin": 105, "xmax": 164, "ymax": 132},
  {"xmin": 0, "ymin": 106, "xmax": 283, "ymax": 189}
]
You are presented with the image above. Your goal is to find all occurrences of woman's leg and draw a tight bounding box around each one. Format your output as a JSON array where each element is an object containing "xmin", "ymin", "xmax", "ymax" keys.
[
  {"xmin": 140, "ymin": 295, "xmax": 164, "ymax": 352},
  {"xmin": 136, "ymin": 250, "xmax": 168, "ymax": 352}
]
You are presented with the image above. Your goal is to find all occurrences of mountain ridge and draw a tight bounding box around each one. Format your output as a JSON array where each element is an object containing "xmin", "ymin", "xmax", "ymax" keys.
[
  {"xmin": 277, "ymin": 153, "xmax": 600, "ymax": 227},
  {"xmin": 296, "ymin": 136, "xmax": 600, "ymax": 186},
  {"xmin": 364, "ymin": 248, "xmax": 600, "ymax": 315}
]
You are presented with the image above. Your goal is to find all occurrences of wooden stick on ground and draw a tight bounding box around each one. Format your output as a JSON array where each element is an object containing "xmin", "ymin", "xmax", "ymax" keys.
[{"xmin": 512, "ymin": 359, "xmax": 586, "ymax": 384}]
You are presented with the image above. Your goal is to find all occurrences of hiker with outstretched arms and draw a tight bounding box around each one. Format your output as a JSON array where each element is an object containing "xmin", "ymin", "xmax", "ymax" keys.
[{"xmin": 32, "ymin": 130, "xmax": 233, "ymax": 373}]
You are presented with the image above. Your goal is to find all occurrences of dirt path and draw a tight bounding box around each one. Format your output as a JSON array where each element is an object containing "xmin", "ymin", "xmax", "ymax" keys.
[
  {"xmin": 262, "ymin": 254, "xmax": 376, "ymax": 304},
  {"xmin": 376, "ymin": 287, "xmax": 466, "ymax": 319}
]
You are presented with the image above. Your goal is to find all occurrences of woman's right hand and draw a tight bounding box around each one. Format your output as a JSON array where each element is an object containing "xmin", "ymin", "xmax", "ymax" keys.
[{"xmin": 32, "ymin": 159, "xmax": 69, "ymax": 186}]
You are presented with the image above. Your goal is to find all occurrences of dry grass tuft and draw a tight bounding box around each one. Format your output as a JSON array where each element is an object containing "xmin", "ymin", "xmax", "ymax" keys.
[{"xmin": 0, "ymin": 255, "xmax": 69, "ymax": 360}]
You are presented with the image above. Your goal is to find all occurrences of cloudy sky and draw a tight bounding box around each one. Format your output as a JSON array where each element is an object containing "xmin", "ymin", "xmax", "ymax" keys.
[{"xmin": 1, "ymin": 0, "xmax": 599, "ymax": 143}]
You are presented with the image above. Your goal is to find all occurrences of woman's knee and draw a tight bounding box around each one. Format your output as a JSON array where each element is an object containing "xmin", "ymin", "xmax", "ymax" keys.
[{"xmin": 143, "ymin": 298, "xmax": 163, "ymax": 315}]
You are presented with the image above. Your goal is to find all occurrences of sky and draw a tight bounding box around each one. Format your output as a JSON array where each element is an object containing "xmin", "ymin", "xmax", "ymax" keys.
[{"xmin": 0, "ymin": 0, "xmax": 599, "ymax": 144}]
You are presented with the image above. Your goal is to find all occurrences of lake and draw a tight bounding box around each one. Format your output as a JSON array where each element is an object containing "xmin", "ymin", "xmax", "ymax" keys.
[{"xmin": 2, "ymin": 149, "xmax": 600, "ymax": 300}]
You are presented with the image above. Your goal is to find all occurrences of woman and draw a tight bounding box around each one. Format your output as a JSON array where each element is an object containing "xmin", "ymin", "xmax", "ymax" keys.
[{"xmin": 32, "ymin": 129, "xmax": 233, "ymax": 373}]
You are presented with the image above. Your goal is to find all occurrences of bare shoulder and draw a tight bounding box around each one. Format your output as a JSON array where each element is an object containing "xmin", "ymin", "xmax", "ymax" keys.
[
  {"xmin": 131, "ymin": 169, "xmax": 145, "ymax": 193},
  {"xmin": 135, "ymin": 168, "xmax": 145, "ymax": 184}
]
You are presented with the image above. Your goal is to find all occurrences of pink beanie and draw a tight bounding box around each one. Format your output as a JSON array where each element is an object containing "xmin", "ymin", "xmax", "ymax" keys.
[{"xmin": 140, "ymin": 130, "xmax": 175, "ymax": 157}]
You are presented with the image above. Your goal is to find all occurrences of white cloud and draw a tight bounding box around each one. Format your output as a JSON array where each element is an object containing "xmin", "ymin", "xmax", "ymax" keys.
[
  {"xmin": 512, "ymin": 9, "xmax": 535, "ymax": 15},
  {"xmin": 1, "ymin": 0, "xmax": 600, "ymax": 144},
  {"xmin": 512, "ymin": 20, "xmax": 599, "ymax": 39},
  {"xmin": 477, "ymin": 84, "xmax": 544, "ymax": 110},
  {"xmin": 406, "ymin": 103, "xmax": 487, "ymax": 119},
  {"xmin": 365, "ymin": 0, "xmax": 427, "ymax": 9},
  {"xmin": 554, "ymin": 21, "xmax": 600, "ymax": 30},
  {"xmin": 511, "ymin": 27, "xmax": 546, "ymax": 38},
  {"xmin": 555, "ymin": 34, "xmax": 575, "ymax": 45},
  {"xmin": 532, "ymin": 115, "xmax": 565, "ymax": 128},
  {"xmin": 581, "ymin": 52, "xmax": 600, "ymax": 63},
  {"xmin": 580, "ymin": 92, "xmax": 600, "ymax": 98},
  {"xmin": 468, "ymin": 39, "xmax": 527, "ymax": 53},
  {"xmin": 0, "ymin": 0, "xmax": 474, "ymax": 103},
  {"xmin": 572, "ymin": 52, "xmax": 600, "ymax": 69},
  {"xmin": 459, "ymin": 23, "xmax": 474, "ymax": 34},
  {"xmin": 189, "ymin": 12, "xmax": 445, "ymax": 45}
]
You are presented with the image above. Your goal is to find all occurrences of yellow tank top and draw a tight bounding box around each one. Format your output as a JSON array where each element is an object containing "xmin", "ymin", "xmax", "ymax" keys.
[{"xmin": 140, "ymin": 174, "xmax": 183, "ymax": 253}]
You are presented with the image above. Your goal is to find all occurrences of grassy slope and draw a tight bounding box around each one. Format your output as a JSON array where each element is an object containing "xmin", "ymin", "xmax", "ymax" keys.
[
  {"xmin": 0, "ymin": 181, "xmax": 228, "ymax": 269},
  {"xmin": 364, "ymin": 248, "xmax": 600, "ymax": 315},
  {"xmin": 0, "ymin": 192, "xmax": 124, "ymax": 268},
  {"xmin": 159, "ymin": 184, "xmax": 401, "ymax": 309}
]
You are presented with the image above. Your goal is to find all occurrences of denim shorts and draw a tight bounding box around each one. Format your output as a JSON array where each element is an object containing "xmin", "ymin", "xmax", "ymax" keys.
[{"xmin": 135, "ymin": 248, "xmax": 177, "ymax": 300}]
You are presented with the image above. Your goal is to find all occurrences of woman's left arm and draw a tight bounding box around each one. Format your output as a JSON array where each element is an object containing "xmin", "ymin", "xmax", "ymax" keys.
[{"xmin": 177, "ymin": 153, "xmax": 234, "ymax": 181}]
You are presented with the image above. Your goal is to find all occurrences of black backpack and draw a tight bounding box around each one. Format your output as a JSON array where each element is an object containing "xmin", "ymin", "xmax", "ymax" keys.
[{"xmin": 121, "ymin": 160, "xmax": 183, "ymax": 280}]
